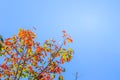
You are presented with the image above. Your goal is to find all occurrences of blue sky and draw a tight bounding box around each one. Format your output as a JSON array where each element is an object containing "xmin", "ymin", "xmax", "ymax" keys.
[{"xmin": 0, "ymin": 0, "xmax": 120, "ymax": 80}]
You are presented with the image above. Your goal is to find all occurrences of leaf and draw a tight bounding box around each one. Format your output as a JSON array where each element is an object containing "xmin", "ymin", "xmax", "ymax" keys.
[
  {"xmin": 0, "ymin": 73, "xmax": 2, "ymax": 78},
  {"xmin": 56, "ymin": 53, "xmax": 60, "ymax": 57},
  {"xmin": 21, "ymin": 73, "xmax": 28, "ymax": 78},
  {"xmin": 36, "ymin": 46, "xmax": 41, "ymax": 53},
  {"xmin": 61, "ymin": 58, "xmax": 64, "ymax": 64},
  {"xmin": 68, "ymin": 48, "xmax": 73, "ymax": 54},
  {"xmin": 44, "ymin": 44, "xmax": 47, "ymax": 48},
  {"xmin": 67, "ymin": 37, "xmax": 73, "ymax": 43},
  {"xmin": 0, "ymin": 35, "xmax": 4, "ymax": 43},
  {"xmin": 23, "ymin": 68, "xmax": 27, "ymax": 72},
  {"xmin": 62, "ymin": 54, "xmax": 67, "ymax": 61},
  {"xmin": 27, "ymin": 48, "xmax": 32, "ymax": 55},
  {"xmin": 64, "ymin": 41, "xmax": 66, "ymax": 45},
  {"xmin": 18, "ymin": 48, "xmax": 23, "ymax": 52},
  {"xmin": 59, "ymin": 75, "xmax": 64, "ymax": 80},
  {"xmin": 34, "ymin": 56, "xmax": 39, "ymax": 61},
  {"xmin": 0, "ymin": 53, "xmax": 2, "ymax": 56},
  {"xmin": 28, "ymin": 66, "xmax": 33, "ymax": 73},
  {"xmin": 51, "ymin": 74, "xmax": 55, "ymax": 79}
]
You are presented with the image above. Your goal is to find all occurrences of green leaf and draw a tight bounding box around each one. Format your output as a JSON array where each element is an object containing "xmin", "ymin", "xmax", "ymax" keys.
[
  {"xmin": 0, "ymin": 53, "xmax": 2, "ymax": 56},
  {"xmin": 21, "ymin": 73, "xmax": 28, "ymax": 78},
  {"xmin": 51, "ymin": 74, "xmax": 55, "ymax": 79},
  {"xmin": 0, "ymin": 44, "xmax": 2, "ymax": 51},
  {"xmin": 0, "ymin": 35, "xmax": 4, "ymax": 43}
]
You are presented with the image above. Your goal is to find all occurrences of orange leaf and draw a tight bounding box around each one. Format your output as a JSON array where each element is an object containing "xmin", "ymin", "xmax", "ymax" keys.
[
  {"xmin": 62, "ymin": 33, "xmax": 67, "ymax": 38},
  {"xmin": 56, "ymin": 53, "xmax": 60, "ymax": 57},
  {"xmin": 0, "ymin": 74, "xmax": 2, "ymax": 78},
  {"xmin": 12, "ymin": 58, "xmax": 18, "ymax": 63},
  {"xmin": 34, "ymin": 56, "xmax": 39, "ymax": 61},
  {"xmin": 36, "ymin": 46, "xmax": 41, "ymax": 53},
  {"xmin": 67, "ymin": 37, "xmax": 73, "ymax": 43},
  {"xmin": 4, "ymin": 71, "xmax": 12, "ymax": 75},
  {"xmin": 64, "ymin": 41, "xmax": 66, "ymax": 45},
  {"xmin": 28, "ymin": 66, "xmax": 33, "ymax": 73},
  {"xmin": 61, "ymin": 58, "xmax": 64, "ymax": 64}
]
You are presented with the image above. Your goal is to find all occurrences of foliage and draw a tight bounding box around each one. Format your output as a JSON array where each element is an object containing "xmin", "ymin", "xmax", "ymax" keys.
[
  {"xmin": 0, "ymin": 28, "xmax": 73, "ymax": 80},
  {"xmin": 0, "ymin": 35, "xmax": 4, "ymax": 53}
]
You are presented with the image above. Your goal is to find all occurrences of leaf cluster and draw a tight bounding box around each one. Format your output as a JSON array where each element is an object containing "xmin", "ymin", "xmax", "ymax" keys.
[{"xmin": 0, "ymin": 29, "xmax": 73, "ymax": 80}]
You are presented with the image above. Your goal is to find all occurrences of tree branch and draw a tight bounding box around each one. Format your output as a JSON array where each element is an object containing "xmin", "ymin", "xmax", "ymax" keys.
[
  {"xmin": 14, "ymin": 48, "xmax": 25, "ymax": 80},
  {"xmin": 34, "ymin": 42, "xmax": 63, "ymax": 79}
]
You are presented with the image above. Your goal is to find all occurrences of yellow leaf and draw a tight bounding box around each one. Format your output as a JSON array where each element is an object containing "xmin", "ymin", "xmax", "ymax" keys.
[
  {"xmin": 18, "ymin": 48, "xmax": 23, "ymax": 52},
  {"xmin": 62, "ymin": 53, "xmax": 67, "ymax": 61},
  {"xmin": 27, "ymin": 48, "xmax": 32, "ymax": 55},
  {"xmin": 68, "ymin": 48, "xmax": 73, "ymax": 52},
  {"xmin": 44, "ymin": 44, "xmax": 47, "ymax": 48}
]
